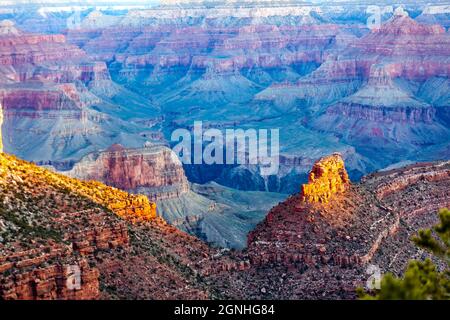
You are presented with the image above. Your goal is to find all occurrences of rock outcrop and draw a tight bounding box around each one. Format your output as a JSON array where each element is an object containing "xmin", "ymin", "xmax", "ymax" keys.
[
  {"xmin": 300, "ymin": 153, "xmax": 350, "ymax": 203},
  {"xmin": 0, "ymin": 152, "xmax": 224, "ymax": 300},
  {"xmin": 64, "ymin": 144, "xmax": 288, "ymax": 250},
  {"xmin": 206, "ymin": 154, "xmax": 450, "ymax": 299},
  {"xmin": 1, "ymin": 148, "xmax": 449, "ymax": 300},
  {"xmin": 0, "ymin": 245, "xmax": 100, "ymax": 300},
  {"xmin": 0, "ymin": 153, "xmax": 156, "ymax": 223},
  {"xmin": 65, "ymin": 144, "xmax": 189, "ymax": 201}
]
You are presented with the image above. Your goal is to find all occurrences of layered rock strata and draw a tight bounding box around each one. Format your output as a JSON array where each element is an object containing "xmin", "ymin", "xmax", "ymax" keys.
[
  {"xmin": 0, "ymin": 152, "xmax": 229, "ymax": 300},
  {"xmin": 65, "ymin": 144, "xmax": 189, "ymax": 201},
  {"xmin": 208, "ymin": 154, "xmax": 450, "ymax": 299},
  {"xmin": 0, "ymin": 22, "xmax": 158, "ymax": 165}
]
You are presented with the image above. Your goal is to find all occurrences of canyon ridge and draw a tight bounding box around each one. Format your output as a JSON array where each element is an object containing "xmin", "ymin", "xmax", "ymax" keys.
[{"xmin": 0, "ymin": 0, "xmax": 449, "ymax": 300}]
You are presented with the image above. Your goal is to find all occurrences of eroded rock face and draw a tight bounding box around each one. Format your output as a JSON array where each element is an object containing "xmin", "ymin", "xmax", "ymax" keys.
[
  {"xmin": 207, "ymin": 155, "xmax": 450, "ymax": 299},
  {"xmin": 300, "ymin": 16, "xmax": 450, "ymax": 165},
  {"xmin": 1, "ymin": 150, "xmax": 449, "ymax": 300},
  {"xmin": 0, "ymin": 22, "xmax": 158, "ymax": 165},
  {"xmin": 62, "ymin": 10, "xmax": 449, "ymax": 189},
  {"xmin": 0, "ymin": 153, "xmax": 156, "ymax": 224},
  {"xmin": 301, "ymin": 153, "xmax": 350, "ymax": 203},
  {"xmin": 0, "ymin": 153, "xmax": 218, "ymax": 300},
  {"xmin": 65, "ymin": 144, "xmax": 189, "ymax": 201},
  {"xmin": 69, "ymin": 22, "xmax": 352, "ymax": 72},
  {"xmin": 1, "ymin": 9, "xmax": 448, "ymax": 191},
  {"xmin": 0, "ymin": 246, "xmax": 100, "ymax": 300}
]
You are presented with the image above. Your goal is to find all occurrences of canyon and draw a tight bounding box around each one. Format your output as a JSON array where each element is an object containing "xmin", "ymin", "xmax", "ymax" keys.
[
  {"xmin": 0, "ymin": 2, "xmax": 448, "ymax": 192},
  {"xmin": 0, "ymin": 152, "xmax": 219, "ymax": 299},
  {"xmin": 0, "ymin": 0, "xmax": 448, "ymax": 300},
  {"xmin": 64, "ymin": 143, "xmax": 285, "ymax": 249},
  {"xmin": 0, "ymin": 18, "xmax": 160, "ymax": 167},
  {"xmin": 211, "ymin": 154, "xmax": 450, "ymax": 299},
  {"xmin": 1, "ymin": 151, "xmax": 448, "ymax": 299}
]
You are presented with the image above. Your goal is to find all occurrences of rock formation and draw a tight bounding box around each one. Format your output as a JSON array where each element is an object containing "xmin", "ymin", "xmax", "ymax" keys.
[
  {"xmin": 0, "ymin": 152, "xmax": 226, "ymax": 300},
  {"xmin": 58, "ymin": 7, "xmax": 449, "ymax": 192},
  {"xmin": 0, "ymin": 6, "xmax": 448, "ymax": 194},
  {"xmin": 300, "ymin": 153, "xmax": 350, "ymax": 203},
  {"xmin": 1, "ymin": 147, "xmax": 449, "ymax": 300},
  {"xmin": 0, "ymin": 23, "xmax": 160, "ymax": 165},
  {"xmin": 65, "ymin": 144, "xmax": 189, "ymax": 201},
  {"xmin": 0, "ymin": 2, "xmax": 447, "ymax": 301},
  {"xmin": 0, "ymin": 246, "xmax": 101, "ymax": 300},
  {"xmin": 0, "ymin": 153, "xmax": 157, "ymax": 223},
  {"xmin": 64, "ymin": 143, "xmax": 286, "ymax": 250},
  {"xmin": 206, "ymin": 154, "xmax": 450, "ymax": 299}
]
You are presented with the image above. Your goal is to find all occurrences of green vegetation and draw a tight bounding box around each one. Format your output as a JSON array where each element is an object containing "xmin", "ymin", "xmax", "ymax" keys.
[{"xmin": 0, "ymin": 206, "xmax": 63, "ymax": 242}]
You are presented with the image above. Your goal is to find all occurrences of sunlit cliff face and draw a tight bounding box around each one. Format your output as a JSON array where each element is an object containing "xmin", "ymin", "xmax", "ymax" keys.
[
  {"xmin": 300, "ymin": 153, "xmax": 350, "ymax": 204},
  {"xmin": 0, "ymin": 153, "xmax": 157, "ymax": 222}
]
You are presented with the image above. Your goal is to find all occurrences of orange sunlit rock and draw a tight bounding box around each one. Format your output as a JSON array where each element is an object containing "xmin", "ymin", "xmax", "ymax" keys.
[
  {"xmin": 300, "ymin": 153, "xmax": 350, "ymax": 203},
  {"xmin": 0, "ymin": 152, "xmax": 215, "ymax": 300},
  {"xmin": 0, "ymin": 153, "xmax": 157, "ymax": 222}
]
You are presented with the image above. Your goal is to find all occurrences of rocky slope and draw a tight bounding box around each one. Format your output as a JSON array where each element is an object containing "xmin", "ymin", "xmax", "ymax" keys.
[
  {"xmin": 209, "ymin": 154, "xmax": 450, "ymax": 299},
  {"xmin": 1, "ymin": 151, "xmax": 449, "ymax": 299},
  {"xmin": 0, "ymin": 152, "xmax": 229, "ymax": 300},
  {"xmin": 64, "ymin": 143, "xmax": 285, "ymax": 249},
  {"xmin": 0, "ymin": 1, "xmax": 448, "ymax": 300}
]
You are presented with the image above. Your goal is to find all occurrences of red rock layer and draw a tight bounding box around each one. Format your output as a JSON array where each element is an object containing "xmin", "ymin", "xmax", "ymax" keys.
[
  {"xmin": 66, "ymin": 144, "xmax": 189, "ymax": 201},
  {"xmin": 0, "ymin": 24, "xmax": 109, "ymax": 129},
  {"xmin": 263, "ymin": 15, "xmax": 450, "ymax": 102},
  {"xmin": 205, "ymin": 156, "xmax": 450, "ymax": 299},
  {"xmin": 0, "ymin": 153, "xmax": 232, "ymax": 300},
  {"xmin": 68, "ymin": 24, "xmax": 358, "ymax": 72},
  {"xmin": 0, "ymin": 245, "xmax": 99, "ymax": 300}
]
